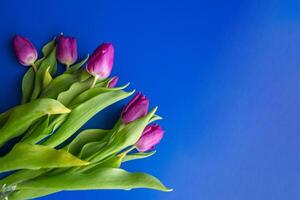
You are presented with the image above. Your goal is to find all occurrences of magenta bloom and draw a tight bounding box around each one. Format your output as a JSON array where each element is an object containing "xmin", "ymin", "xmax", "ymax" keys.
[
  {"xmin": 86, "ymin": 43, "xmax": 114, "ymax": 79},
  {"xmin": 108, "ymin": 76, "xmax": 119, "ymax": 88},
  {"xmin": 56, "ymin": 35, "xmax": 78, "ymax": 66},
  {"xmin": 121, "ymin": 92, "xmax": 149, "ymax": 124},
  {"xmin": 136, "ymin": 124, "xmax": 164, "ymax": 152},
  {"xmin": 12, "ymin": 35, "xmax": 38, "ymax": 66}
]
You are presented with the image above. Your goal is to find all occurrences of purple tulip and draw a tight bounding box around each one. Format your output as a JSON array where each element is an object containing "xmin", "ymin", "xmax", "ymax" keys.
[
  {"xmin": 12, "ymin": 35, "xmax": 38, "ymax": 67},
  {"xmin": 56, "ymin": 35, "xmax": 78, "ymax": 67},
  {"xmin": 136, "ymin": 124, "xmax": 164, "ymax": 152},
  {"xmin": 108, "ymin": 76, "xmax": 119, "ymax": 88},
  {"xmin": 86, "ymin": 43, "xmax": 114, "ymax": 80},
  {"xmin": 121, "ymin": 92, "xmax": 149, "ymax": 124}
]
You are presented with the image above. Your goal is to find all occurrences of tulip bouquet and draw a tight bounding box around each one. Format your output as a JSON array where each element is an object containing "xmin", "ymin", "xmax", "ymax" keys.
[{"xmin": 0, "ymin": 34, "xmax": 171, "ymax": 200}]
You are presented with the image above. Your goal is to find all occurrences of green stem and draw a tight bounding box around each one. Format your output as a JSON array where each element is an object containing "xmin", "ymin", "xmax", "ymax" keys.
[
  {"xmin": 31, "ymin": 63, "xmax": 37, "ymax": 72},
  {"xmin": 90, "ymin": 76, "xmax": 98, "ymax": 88},
  {"xmin": 66, "ymin": 64, "xmax": 70, "ymax": 71}
]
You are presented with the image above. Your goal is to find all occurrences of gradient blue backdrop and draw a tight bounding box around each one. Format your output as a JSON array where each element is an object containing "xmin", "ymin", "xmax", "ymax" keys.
[{"xmin": 0, "ymin": 0, "xmax": 299, "ymax": 199}]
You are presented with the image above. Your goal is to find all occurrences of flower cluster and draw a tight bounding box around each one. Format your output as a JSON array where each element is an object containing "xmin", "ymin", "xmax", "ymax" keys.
[
  {"xmin": 0, "ymin": 34, "xmax": 170, "ymax": 199},
  {"xmin": 12, "ymin": 34, "xmax": 165, "ymax": 152}
]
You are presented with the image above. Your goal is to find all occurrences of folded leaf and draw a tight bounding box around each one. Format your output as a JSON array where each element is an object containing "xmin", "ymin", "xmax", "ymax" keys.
[
  {"xmin": 30, "ymin": 41, "xmax": 57, "ymax": 101},
  {"xmin": 66, "ymin": 129, "xmax": 109, "ymax": 156},
  {"xmin": 18, "ymin": 167, "xmax": 172, "ymax": 192},
  {"xmin": 0, "ymin": 143, "xmax": 89, "ymax": 172},
  {"xmin": 43, "ymin": 90, "xmax": 134, "ymax": 148},
  {"xmin": 20, "ymin": 116, "xmax": 50, "ymax": 144},
  {"xmin": 0, "ymin": 98, "xmax": 70, "ymax": 147},
  {"xmin": 42, "ymin": 67, "xmax": 53, "ymax": 89}
]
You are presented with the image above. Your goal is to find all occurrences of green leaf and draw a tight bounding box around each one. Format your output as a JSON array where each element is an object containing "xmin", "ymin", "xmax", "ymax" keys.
[
  {"xmin": 40, "ymin": 73, "xmax": 77, "ymax": 99},
  {"xmin": 0, "ymin": 143, "xmax": 89, "ymax": 172},
  {"xmin": 0, "ymin": 98, "xmax": 70, "ymax": 147},
  {"xmin": 149, "ymin": 114, "xmax": 163, "ymax": 123},
  {"xmin": 18, "ymin": 167, "xmax": 172, "ymax": 192},
  {"xmin": 0, "ymin": 110, "xmax": 10, "ymax": 127},
  {"xmin": 8, "ymin": 188, "xmax": 58, "ymax": 200},
  {"xmin": 57, "ymin": 78, "xmax": 94, "ymax": 106},
  {"xmin": 123, "ymin": 151, "xmax": 156, "ymax": 162},
  {"xmin": 43, "ymin": 89, "xmax": 134, "ymax": 148},
  {"xmin": 42, "ymin": 67, "xmax": 53, "ymax": 89},
  {"xmin": 0, "ymin": 169, "xmax": 46, "ymax": 186},
  {"xmin": 35, "ymin": 39, "xmax": 56, "ymax": 70},
  {"xmin": 30, "ymin": 44, "xmax": 57, "ymax": 101},
  {"xmin": 20, "ymin": 116, "xmax": 50, "ymax": 144},
  {"xmin": 70, "ymin": 83, "xmax": 130, "ymax": 106},
  {"xmin": 21, "ymin": 68, "xmax": 35, "ymax": 104},
  {"xmin": 66, "ymin": 55, "xmax": 89, "ymax": 74},
  {"xmin": 89, "ymin": 108, "xmax": 157, "ymax": 162},
  {"xmin": 66, "ymin": 129, "xmax": 109, "ymax": 156}
]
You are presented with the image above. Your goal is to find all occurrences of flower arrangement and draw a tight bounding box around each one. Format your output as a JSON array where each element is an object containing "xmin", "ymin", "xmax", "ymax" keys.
[{"xmin": 0, "ymin": 34, "xmax": 171, "ymax": 199}]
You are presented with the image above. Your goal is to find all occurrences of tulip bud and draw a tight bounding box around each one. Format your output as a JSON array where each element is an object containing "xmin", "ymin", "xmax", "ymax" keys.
[
  {"xmin": 12, "ymin": 35, "xmax": 38, "ymax": 69},
  {"xmin": 56, "ymin": 35, "xmax": 78, "ymax": 67},
  {"xmin": 86, "ymin": 43, "xmax": 114, "ymax": 80},
  {"xmin": 136, "ymin": 124, "xmax": 164, "ymax": 152},
  {"xmin": 108, "ymin": 76, "xmax": 119, "ymax": 88},
  {"xmin": 121, "ymin": 92, "xmax": 149, "ymax": 124}
]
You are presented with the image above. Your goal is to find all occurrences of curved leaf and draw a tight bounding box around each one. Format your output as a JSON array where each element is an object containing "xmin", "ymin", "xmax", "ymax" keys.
[
  {"xmin": 0, "ymin": 98, "xmax": 70, "ymax": 147},
  {"xmin": 66, "ymin": 129, "xmax": 109, "ymax": 156},
  {"xmin": 43, "ymin": 90, "xmax": 134, "ymax": 148},
  {"xmin": 0, "ymin": 143, "xmax": 89, "ymax": 172},
  {"xmin": 18, "ymin": 168, "xmax": 171, "ymax": 192}
]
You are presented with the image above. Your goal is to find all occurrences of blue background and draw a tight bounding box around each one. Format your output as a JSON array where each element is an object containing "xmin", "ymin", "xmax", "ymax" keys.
[{"xmin": 0, "ymin": 0, "xmax": 300, "ymax": 199}]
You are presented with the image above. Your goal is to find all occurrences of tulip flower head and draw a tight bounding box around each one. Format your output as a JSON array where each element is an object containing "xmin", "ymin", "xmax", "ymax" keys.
[
  {"xmin": 136, "ymin": 124, "xmax": 164, "ymax": 152},
  {"xmin": 56, "ymin": 34, "xmax": 78, "ymax": 68},
  {"xmin": 12, "ymin": 35, "xmax": 38, "ymax": 70},
  {"xmin": 121, "ymin": 92, "xmax": 149, "ymax": 124},
  {"xmin": 87, "ymin": 43, "xmax": 114, "ymax": 87},
  {"xmin": 108, "ymin": 76, "xmax": 119, "ymax": 88}
]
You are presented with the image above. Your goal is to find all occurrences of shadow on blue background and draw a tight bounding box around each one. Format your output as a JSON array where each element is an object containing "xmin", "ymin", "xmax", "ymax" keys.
[{"xmin": 0, "ymin": 0, "xmax": 299, "ymax": 199}]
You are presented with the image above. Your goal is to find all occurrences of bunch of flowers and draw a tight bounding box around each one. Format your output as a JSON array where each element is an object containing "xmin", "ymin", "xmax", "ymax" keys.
[{"xmin": 0, "ymin": 34, "xmax": 171, "ymax": 199}]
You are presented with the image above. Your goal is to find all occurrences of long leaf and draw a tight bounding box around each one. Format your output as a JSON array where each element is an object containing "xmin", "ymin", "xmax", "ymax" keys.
[
  {"xmin": 0, "ymin": 98, "xmax": 70, "ymax": 147},
  {"xmin": 43, "ymin": 89, "xmax": 134, "ymax": 148},
  {"xmin": 18, "ymin": 168, "xmax": 171, "ymax": 192},
  {"xmin": 0, "ymin": 143, "xmax": 89, "ymax": 172}
]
